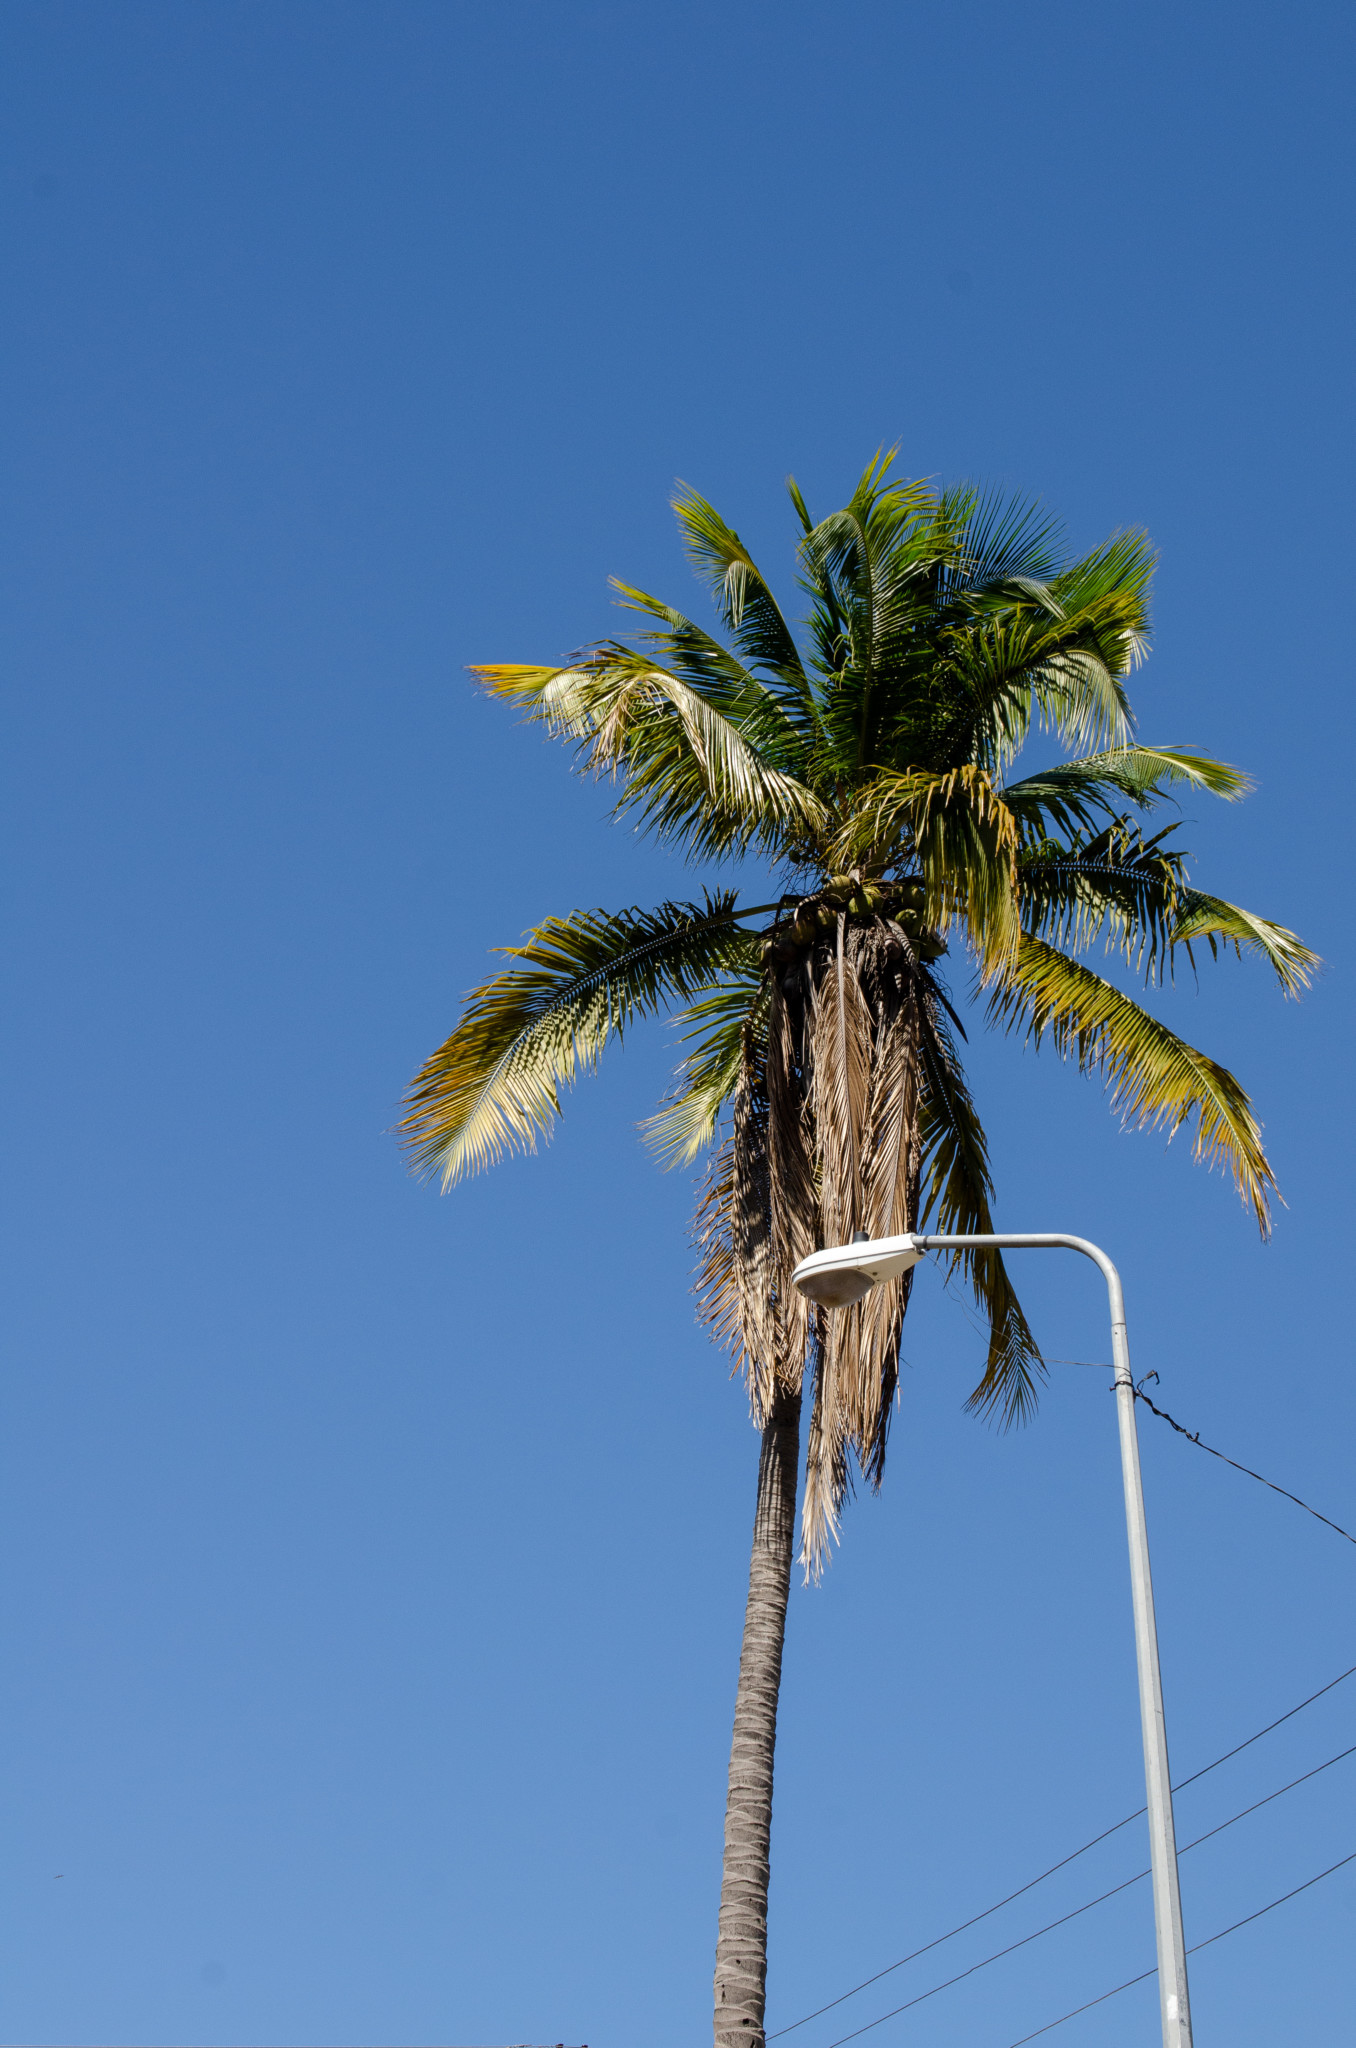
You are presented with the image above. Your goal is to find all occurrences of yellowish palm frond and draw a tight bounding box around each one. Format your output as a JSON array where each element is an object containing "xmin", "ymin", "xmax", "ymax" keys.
[
  {"xmin": 989, "ymin": 935, "xmax": 1277, "ymax": 1230},
  {"xmin": 401, "ymin": 894, "xmax": 757, "ymax": 1186},
  {"xmin": 644, "ymin": 975, "xmax": 769, "ymax": 1167},
  {"xmin": 834, "ymin": 764, "xmax": 1021, "ymax": 976},
  {"xmin": 1170, "ymin": 893, "xmax": 1319, "ymax": 996},
  {"xmin": 471, "ymin": 655, "xmax": 827, "ymax": 859}
]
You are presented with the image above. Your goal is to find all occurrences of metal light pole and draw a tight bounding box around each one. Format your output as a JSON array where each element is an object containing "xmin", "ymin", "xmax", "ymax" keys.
[{"xmin": 792, "ymin": 1230, "xmax": 1194, "ymax": 2048}]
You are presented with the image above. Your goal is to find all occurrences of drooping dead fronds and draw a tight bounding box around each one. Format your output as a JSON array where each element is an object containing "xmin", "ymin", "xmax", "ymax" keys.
[
  {"xmin": 764, "ymin": 963, "xmax": 820, "ymax": 1397},
  {"xmin": 800, "ymin": 921, "xmax": 924, "ymax": 1572},
  {"xmin": 695, "ymin": 1030, "xmax": 780, "ymax": 1422},
  {"xmin": 800, "ymin": 924, "xmax": 872, "ymax": 1566},
  {"xmin": 695, "ymin": 977, "xmax": 821, "ymax": 1428},
  {"xmin": 696, "ymin": 911, "xmax": 930, "ymax": 1576}
]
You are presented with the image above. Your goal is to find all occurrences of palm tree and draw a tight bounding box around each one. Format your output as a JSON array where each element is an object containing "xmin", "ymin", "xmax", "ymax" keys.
[{"xmin": 400, "ymin": 455, "xmax": 1315, "ymax": 2048}]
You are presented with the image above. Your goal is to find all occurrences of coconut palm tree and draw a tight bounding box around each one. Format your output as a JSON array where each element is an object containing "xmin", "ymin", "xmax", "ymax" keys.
[{"xmin": 400, "ymin": 455, "xmax": 1315, "ymax": 2048}]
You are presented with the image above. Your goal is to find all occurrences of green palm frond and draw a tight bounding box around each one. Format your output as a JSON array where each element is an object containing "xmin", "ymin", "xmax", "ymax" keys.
[
  {"xmin": 802, "ymin": 458, "xmax": 938, "ymax": 668},
  {"xmin": 609, "ymin": 582, "xmax": 812, "ymax": 767},
  {"xmin": 915, "ymin": 986, "xmax": 1043, "ymax": 1425},
  {"xmin": 471, "ymin": 654, "xmax": 828, "ymax": 859},
  {"xmin": 1003, "ymin": 746, "xmax": 1251, "ymax": 842},
  {"xmin": 1044, "ymin": 530, "xmax": 1155, "ymax": 680},
  {"xmin": 1018, "ymin": 822, "xmax": 1189, "ymax": 978},
  {"xmin": 834, "ymin": 765, "xmax": 1021, "ymax": 974},
  {"xmin": 670, "ymin": 485, "xmax": 812, "ymax": 698},
  {"xmin": 988, "ymin": 934, "xmax": 1276, "ymax": 1229},
  {"xmin": 1170, "ymin": 893, "xmax": 1319, "ymax": 995},
  {"xmin": 947, "ymin": 602, "xmax": 1135, "ymax": 770},
  {"xmin": 1018, "ymin": 826, "xmax": 1318, "ymax": 997},
  {"xmin": 401, "ymin": 893, "xmax": 755, "ymax": 1185},
  {"xmin": 645, "ymin": 972, "xmax": 769, "ymax": 1166},
  {"xmin": 796, "ymin": 455, "xmax": 940, "ymax": 705},
  {"xmin": 941, "ymin": 483, "xmax": 1065, "ymax": 594}
]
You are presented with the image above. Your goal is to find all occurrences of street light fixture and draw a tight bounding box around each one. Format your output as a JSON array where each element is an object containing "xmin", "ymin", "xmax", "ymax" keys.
[{"xmin": 793, "ymin": 1229, "xmax": 1194, "ymax": 2048}]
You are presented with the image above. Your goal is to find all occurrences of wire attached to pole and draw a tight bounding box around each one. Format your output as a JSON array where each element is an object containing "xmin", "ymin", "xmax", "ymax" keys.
[{"xmin": 1130, "ymin": 1375, "xmax": 1356, "ymax": 1547}]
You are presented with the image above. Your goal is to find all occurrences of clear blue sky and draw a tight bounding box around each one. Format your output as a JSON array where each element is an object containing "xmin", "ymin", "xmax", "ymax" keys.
[{"xmin": 2, "ymin": 4, "xmax": 1353, "ymax": 2045}]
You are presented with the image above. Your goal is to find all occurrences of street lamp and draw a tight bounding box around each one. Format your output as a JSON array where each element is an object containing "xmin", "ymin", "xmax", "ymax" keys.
[{"xmin": 793, "ymin": 1230, "xmax": 1194, "ymax": 2048}]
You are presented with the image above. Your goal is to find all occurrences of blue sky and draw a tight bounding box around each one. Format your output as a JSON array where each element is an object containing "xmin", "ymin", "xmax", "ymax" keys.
[{"xmin": 2, "ymin": 3, "xmax": 1353, "ymax": 2044}]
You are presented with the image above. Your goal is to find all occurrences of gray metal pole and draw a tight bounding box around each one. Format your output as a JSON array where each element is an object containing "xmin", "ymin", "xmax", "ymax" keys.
[{"xmin": 914, "ymin": 1232, "xmax": 1194, "ymax": 2048}]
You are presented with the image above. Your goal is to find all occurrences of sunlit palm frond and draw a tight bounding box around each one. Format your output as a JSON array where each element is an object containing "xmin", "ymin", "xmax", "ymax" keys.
[
  {"xmin": 401, "ymin": 893, "xmax": 752, "ymax": 1185},
  {"xmin": 471, "ymin": 651, "xmax": 827, "ymax": 859},
  {"xmin": 1003, "ymin": 746, "xmax": 1251, "ymax": 842},
  {"xmin": 988, "ymin": 935, "xmax": 1276, "ymax": 1230},
  {"xmin": 1169, "ymin": 893, "xmax": 1319, "ymax": 996},
  {"xmin": 833, "ymin": 765, "xmax": 1021, "ymax": 975},
  {"xmin": 645, "ymin": 970, "xmax": 768, "ymax": 1166},
  {"xmin": 670, "ymin": 485, "xmax": 818, "ymax": 718},
  {"xmin": 1018, "ymin": 822, "xmax": 1190, "ymax": 979},
  {"xmin": 949, "ymin": 606, "xmax": 1135, "ymax": 770},
  {"xmin": 1045, "ymin": 529, "xmax": 1155, "ymax": 681},
  {"xmin": 915, "ymin": 986, "xmax": 1043, "ymax": 1425},
  {"xmin": 609, "ymin": 581, "xmax": 811, "ymax": 767}
]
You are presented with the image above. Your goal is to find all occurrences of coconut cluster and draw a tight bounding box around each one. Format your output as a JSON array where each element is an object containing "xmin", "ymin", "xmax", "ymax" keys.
[{"xmin": 758, "ymin": 874, "xmax": 947, "ymax": 991}]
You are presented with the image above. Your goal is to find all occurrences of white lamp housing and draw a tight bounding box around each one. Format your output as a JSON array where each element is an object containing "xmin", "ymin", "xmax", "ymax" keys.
[{"xmin": 791, "ymin": 1233, "xmax": 924, "ymax": 1308}]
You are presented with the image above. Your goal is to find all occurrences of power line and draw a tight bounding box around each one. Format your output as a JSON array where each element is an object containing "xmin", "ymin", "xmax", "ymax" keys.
[
  {"xmin": 1002, "ymin": 1847, "xmax": 1356, "ymax": 2048},
  {"xmin": 1043, "ymin": 1359, "xmax": 1356, "ymax": 1547},
  {"xmin": 809, "ymin": 1745, "xmax": 1356, "ymax": 2048},
  {"xmin": 1132, "ymin": 1380, "xmax": 1356, "ymax": 1548},
  {"xmin": 768, "ymin": 1661, "xmax": 1356, "ymax": 2039},
  {"xmin": 1176, "ymin": 1742, "xmax": 1356, "ymax": 1854},
  {"xmin": 1173, "ymin": 1661, "xmax": 1356, "ymax": 1790}
]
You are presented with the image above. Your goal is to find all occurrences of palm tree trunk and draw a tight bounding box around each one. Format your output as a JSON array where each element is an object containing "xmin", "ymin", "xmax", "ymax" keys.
[{"xmin": 713, "ymin": 1383, "xmax": 801, "ymax": 2048}]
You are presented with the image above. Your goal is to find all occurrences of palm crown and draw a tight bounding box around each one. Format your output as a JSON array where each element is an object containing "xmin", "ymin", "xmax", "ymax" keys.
[{"xmin": 403, "ymin": 454, "xmax": 1314, "ymax": 1567}]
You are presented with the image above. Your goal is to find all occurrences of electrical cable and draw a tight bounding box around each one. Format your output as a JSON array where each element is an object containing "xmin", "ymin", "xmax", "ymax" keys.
[
  {"xmin": 1042, "ymin": 1359, "xmax": 1356, "ymax": 1548},
  {"xmin": 1001, "ymin": 1847, "xmax": 1356, "ymax": 2048},
  {"xmin": 1132, "ymin": 1381, "xmax": 1356, "ymax": 1547},
  {"xmin": 768, "ymin": 1661, "xmax": 1356, "ymax": 2039},
  {"xmin": 808, "ymin": 1746, "xmax": 1356, "ymax": 2048}
]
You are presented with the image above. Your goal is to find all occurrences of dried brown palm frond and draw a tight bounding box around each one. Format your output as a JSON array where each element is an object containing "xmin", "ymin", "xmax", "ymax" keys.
[
  {"xmin": 801, "ymin": 920, "xmax": 925, "ymax": 1573},
  {"xmin": 694, "ymin": 1030, "xmax": 781, "ymax": 1423},
  {"xmin": 696, "ymin": 910, "xmax": 931, "ymax": 1575},
  {"xmin": 764, "ymin": 963, "xmax": 819, "ymax": 1396},
  {"xmin": 801, "ymin": 922, "xmax": 870, "ymax": 1564}
]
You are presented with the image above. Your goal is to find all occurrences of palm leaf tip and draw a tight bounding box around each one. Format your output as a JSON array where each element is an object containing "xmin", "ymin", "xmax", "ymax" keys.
[
  {"xmin": 963, "ymin": 1291, "xmax": 1045, "ymax": 1430},
  {"xmin": 1169, "ymin": 895, "xmax": 1319, "ymax": 997},
  {"xmin": 991, "ymin": 935, "xmax": 1279, "ymax": 1233},
  {"xmin": 401, "ymin": 893, "xmax": 753, "ymax": 1188}
]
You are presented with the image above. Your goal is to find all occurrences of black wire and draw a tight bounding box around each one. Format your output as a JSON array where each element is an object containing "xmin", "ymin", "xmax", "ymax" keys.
[
  {"xmin": 1132, "ymin": 1381, "xmax": 1356, "ymax": 1547},
  {"xmin": 1043, "ymin": 1358, "xmax": 1356, "ymax": 1547},
  {"xmin": 1002, "ymin": 1847, "xmax": 1356, "ymax": 2048},
  {"xmin": 809, "ymin": 1745, "xmax": 1356, "ymax": 2048},
  {"xmin": 1176, "ymin": 1742, "xmax": 1356, "ymax": 1853},
  {"xmin": 1172, "ymin": 1661, "xmax": 1356, "ymax": 1791},
  {"xmin": 768, "ymin": 1661, "xmax": 1356, "ymax": 2039},
  {"xmin": 814, "ymin": 1875, "xmax": 1151, "ymax": 2048}
]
